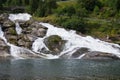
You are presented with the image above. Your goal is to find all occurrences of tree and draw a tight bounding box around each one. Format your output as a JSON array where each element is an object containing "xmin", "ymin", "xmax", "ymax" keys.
[
  {"xmin": 44, "ymin": 0, "xmax": 57, "ymax": 16},
  {"xmin": 29, "ymin": 0, "xmax": 39, "ymax": 14},
  {"xmin": 77, "ymin": 0, "xmax": 101, "ymax": 11}
]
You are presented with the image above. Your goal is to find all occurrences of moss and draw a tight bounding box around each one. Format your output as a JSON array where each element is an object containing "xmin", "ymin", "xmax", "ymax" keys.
[
  {"xmin": 47, "ymin": 35, "xmax": 62, "ymax": 45},
  {"xmin": 8, "ymin": 28, "xmax": 17, "ymax": 35},
  {"xmin": 9, "ymin": 39, "xmax": 17, "ymax": 45},
  {"xmin": 44, "ymin": 35, "xmax": 63, "ymax": 53}
]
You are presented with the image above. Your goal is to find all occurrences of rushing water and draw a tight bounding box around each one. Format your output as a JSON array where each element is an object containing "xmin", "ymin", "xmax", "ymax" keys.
[
  {"xmin": 0, "ymin": 59, "xmax": 120, "ymax": 80},
  {"xmin": 0, "ymin": 13, "xmax": 120, "ymax": 59}
]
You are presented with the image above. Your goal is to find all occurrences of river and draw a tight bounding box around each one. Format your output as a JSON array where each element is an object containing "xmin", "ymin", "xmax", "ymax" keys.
[{"xmin": 0, "ymin": 59, "xmax": 120, "ymax": 80}]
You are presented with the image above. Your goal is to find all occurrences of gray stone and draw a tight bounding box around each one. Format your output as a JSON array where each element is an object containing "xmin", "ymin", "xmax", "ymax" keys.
[
  {"xmin": 71, "ymin": 48, "xmax": 89, "ymax": 58},
  {"xmin": 3, "ymin": 19, "xmax": 15, "ymax": 28},
  {"xmin": 0, "ymin": 38, "xmax": 10, "ymax": 57},
  {"xmin": 82, "ymin": 51, "xmax": 119, "ymax": 59},
  {"xmin": 0, "ymin": 13, "xmax": 9, "ymax": 24}
]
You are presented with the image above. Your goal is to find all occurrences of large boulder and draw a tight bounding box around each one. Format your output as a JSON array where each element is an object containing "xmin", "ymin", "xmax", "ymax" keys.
[
  {"xmin": 44, "ymin": 35, "xmax": 66, "ymax": 55},
  {"xmin": 0, "ymin": 38, "xmax": 10, "ymax": 58},
  {"xmin": 82, "ymin": 51, "xmax": 119, "ymax": 59}
]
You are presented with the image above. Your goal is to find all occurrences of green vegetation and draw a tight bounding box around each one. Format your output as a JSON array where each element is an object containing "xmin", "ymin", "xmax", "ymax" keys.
[{"xmin": 0, "ymin": 0, "xmax": 120, "ymax": 40}]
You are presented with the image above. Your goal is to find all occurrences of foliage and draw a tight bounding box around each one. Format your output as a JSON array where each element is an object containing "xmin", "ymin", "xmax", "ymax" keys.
[{"xmin": 1, "ymin": 0, "xmax": 120, "ymax": 39}]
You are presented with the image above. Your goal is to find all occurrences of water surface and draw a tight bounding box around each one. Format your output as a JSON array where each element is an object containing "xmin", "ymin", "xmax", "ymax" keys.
[{"xmin": 0, "ymin": 59, "xmax": 120, "ymax": 80}]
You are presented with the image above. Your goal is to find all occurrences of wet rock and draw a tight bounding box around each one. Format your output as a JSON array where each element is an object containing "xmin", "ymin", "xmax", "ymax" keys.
[
  {"xmin": 22, "ymin": 22, "xmax": 48, "ymax": 38},
  {"xmin": 0, "ymin": 38, "xmax": 10, "ymax": 57},
  {"xmin": 4, "ymin": 27, "xmax": 17, "ymax": 35},
  {"xmin": 71, "ymin": 48, "xmax": 89, "ymax": 58},
  {"xmin": 109, "ymin": 36, "xmax": 120, "ymax": 41},
  {"xmin": 4, "ymin": 27, "xmax": 17, "ymax": 45},
  {"xmin": 5, "ymin": 35, "xmax": 18, "ymax": 45},
  {"xmin": 3, "ymin": 19, "xmax": 15, "ymax": 28},
  {"xmin": 0, "ymin": 13, "xmax": 9, "ymax": 24},
  {"xmin": 108, "ymin": 36, "xmax": 120, "ymax": 45},
  {"xmin": 44, "ymin": 35, "xmax": 66, "ymax": 55},
  {"xmin": 16, "ymin": 34, "xmax": 32, "ymax": 49},
  {"xmin": 82, "ymin": 51, "xmax": 119, "ymax": 59},
  {"xmin": 19, "ymin": 18, "xmax": 35, "ymax": 28},
  {"xmin": 29, "ymin": 22, "xmax": 48, "ymax": 37}
]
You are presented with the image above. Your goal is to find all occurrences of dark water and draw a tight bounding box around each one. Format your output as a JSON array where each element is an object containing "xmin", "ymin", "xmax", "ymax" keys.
[{"xmin": 0, "ymin": 59, "xmax": 120, "ymax": 80}]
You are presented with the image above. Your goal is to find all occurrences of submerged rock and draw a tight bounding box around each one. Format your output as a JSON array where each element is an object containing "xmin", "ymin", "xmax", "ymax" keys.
[
  {"xmin": 82, "ymin": 51, "xmax": 119, "ymax": 59},
  {"xmin": 44, "ymin": 35, "xmax": 66, "ymax": 55}
]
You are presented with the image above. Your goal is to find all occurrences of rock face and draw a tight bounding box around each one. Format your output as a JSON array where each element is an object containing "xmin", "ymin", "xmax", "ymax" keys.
[
  {"xmin": 44, "ymin": 35, "xmax": 65, "ymax": 55},
  {"xmin": 82, "ymin": 51, "xmax": 119, "ymax": 59},
  {"xmin": 0, "ymin": 38, "xmax": 10, "ymax": 57}
]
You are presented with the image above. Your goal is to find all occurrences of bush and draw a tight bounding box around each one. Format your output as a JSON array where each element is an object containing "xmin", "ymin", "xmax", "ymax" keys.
[{"xmin": 60, "ymin": 17, "xmax": 86, "ymax": 33}]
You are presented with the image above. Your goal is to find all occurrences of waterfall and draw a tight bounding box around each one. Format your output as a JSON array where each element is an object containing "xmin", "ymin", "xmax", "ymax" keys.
[
  {"xmin": 32, "ymin": 23, "xmax": 120, "ymax": 58},
  {"xmin": 9, "ymin": 13, "xmax": 31, "ymax": 35},
  {"xmin": 9, "ymin": 13, "xmax": 31, "ymax": 22},
  {"xmin": 15, "ymin": 22, "xmax": 22, "ymax": 35},
  {"xmin": 0, "ymin": 13, "xmax": 38, "ymax": 59},
  {"xmin": 1, "ymin": 13, "xmax": 120, "ymax": 59},
  {"xmin": 0, "ymin": 25, "xmax": 7, "ymax": 43}
]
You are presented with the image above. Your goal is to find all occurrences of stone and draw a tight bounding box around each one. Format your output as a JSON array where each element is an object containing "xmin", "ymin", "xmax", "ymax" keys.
[
  {"xmin": 3, "ymin": 19, "xmax": 15, "ymax": 28},
  {"xmin": 44, "ymin": 35, "xmax": 66, "ymax": 55},
  {"xmin": 0, "ymin": 38, "xmax": 10, "ymax": 57},
  {"xmin": 82, "ymin": 51, "xmax": 119, "ymax": 59},
  {"xmin": 0, "ymin": 13, "xmax": 9, "ymax": 24},
  {"xmin": 71, "ymin": 48, "xmax": 89, "ymax": 58}
]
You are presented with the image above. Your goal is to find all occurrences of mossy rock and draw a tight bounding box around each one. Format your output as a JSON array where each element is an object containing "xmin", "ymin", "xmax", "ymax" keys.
[
  {"xmin": 8, "ymin": 28, "xmax": 17, "ymax": 35},
  {"xmin": 44, "ymin": 35, "xmax": 65, "ymax": 55}
]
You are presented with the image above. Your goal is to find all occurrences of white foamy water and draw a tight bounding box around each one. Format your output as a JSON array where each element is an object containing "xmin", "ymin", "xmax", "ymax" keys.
[
  {"xmin": 9, "ymin": 13, "xmax": 31, "ymax": 35},
  {"xmin": 32, "ymin": 23, "xmax": 120, "ymax": 58},
  {"xmin": 15, "ymin": 22, "xmax": 22, "ymax": 35},
  {"xmin": 0, "ymin": 25, "xmax": 7, "ymax": 43},
  {"xmin": 9, "ymin": 13, "xmax": 31, "ymax": 21}
]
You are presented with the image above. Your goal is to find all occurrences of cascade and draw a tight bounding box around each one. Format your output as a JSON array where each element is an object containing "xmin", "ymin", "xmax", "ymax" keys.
[
  {"xmin": 32, "ymin": 23, "xmax": 120, "ymax": 58},
  {"xmin": 0, "ymin": 13, "xmax": 37, "ymax": 59},
  {"xmin": 15, "ymin": 22, "xmax": 22, "ymax": 35},
  {"xmin": 1, "ymin": 13, "xmax": 120, "ymax": 59}
]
